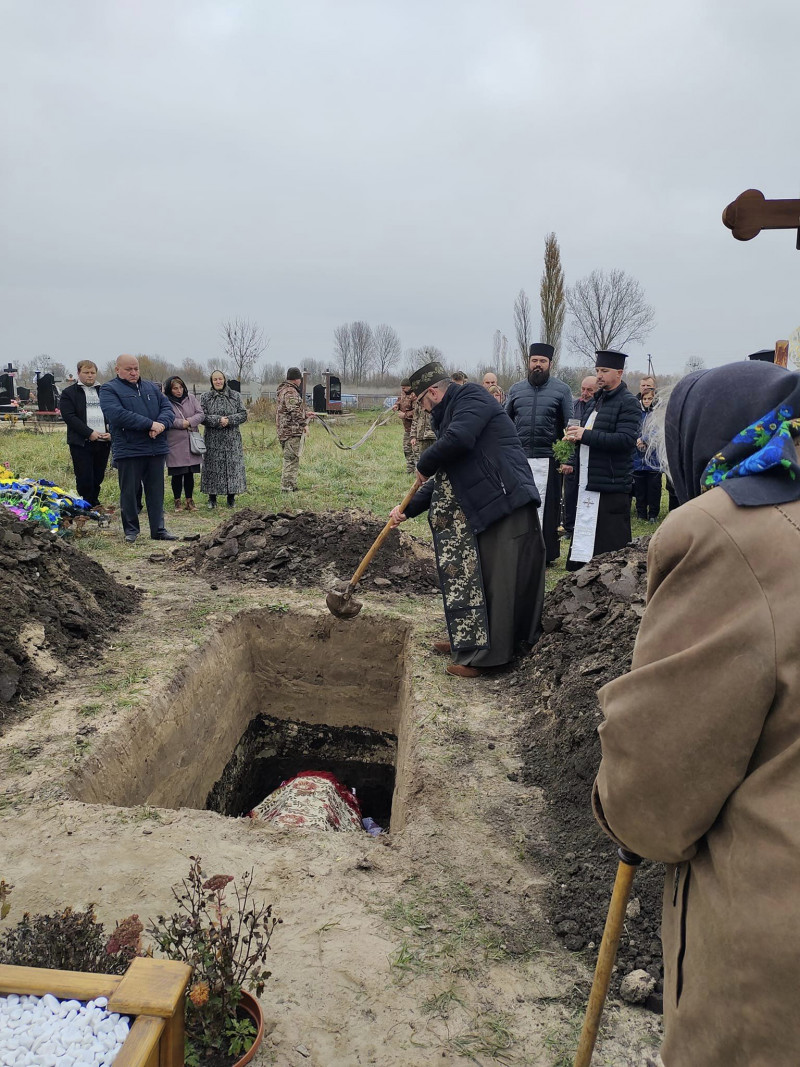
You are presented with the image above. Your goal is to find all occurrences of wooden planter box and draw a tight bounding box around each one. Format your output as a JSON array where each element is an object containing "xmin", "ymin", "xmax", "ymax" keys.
[{"xmin": 0, "ymin": 957, "xmax": 192, "ymax": 1066}]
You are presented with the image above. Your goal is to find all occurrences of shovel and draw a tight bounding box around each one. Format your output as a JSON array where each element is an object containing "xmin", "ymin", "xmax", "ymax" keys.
[
  {"xmin": 573, "ymin": 847, "xmax": 641, "ymax": 1067},
  {"xmin": 326, "ymin": 481, "xmax": 420, "ymax": 619}
]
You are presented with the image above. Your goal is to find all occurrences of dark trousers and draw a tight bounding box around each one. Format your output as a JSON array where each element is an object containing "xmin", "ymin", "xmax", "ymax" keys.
[
  {"xmin": 633, "ymin": 470, "xmax": 662, "ymax": 520},
  {"xmin": 563, "ymin": 470, "xmax": 578, "ymax": 533},
  {"xmin": 117, "ymin": 455, "xmax": 167, "ymax": 539},
  {"xmin": 666, "ymin": 476, "xmax": 680, "ymax": 511},
  {"xmin": 69, "ymin": 440, "xmax": 111, "ymax": 507},
  {"xmin": 171, "ymin": 473, "xmax": 195, "ymax": 499}
]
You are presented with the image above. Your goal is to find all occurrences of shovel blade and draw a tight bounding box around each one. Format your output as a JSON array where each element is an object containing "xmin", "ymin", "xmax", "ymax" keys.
[{"xmin": 325, "ymin": 588, "xmax": 363, "ymax": 619}]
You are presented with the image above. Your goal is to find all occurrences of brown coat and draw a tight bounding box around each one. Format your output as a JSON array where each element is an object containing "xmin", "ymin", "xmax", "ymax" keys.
[
  {"xmin": 594, "ymin": 485, "xmax": 800, "ymax": 1066},
  {"xmin": 395, "ymin": 391, "xmax": 414, "ymax": 425}
]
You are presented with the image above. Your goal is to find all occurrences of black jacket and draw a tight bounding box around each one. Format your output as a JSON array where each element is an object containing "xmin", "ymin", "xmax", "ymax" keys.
[
  {"xmin": 405, "ymin": 382, "xmax": 539, "ymax": 534},
  {"xmin": 504, "ymin": 376, "xmax": 574, "ymax": 457},
  {"xmin": 580, "ymin": 383, "xmax": 640, "ymax": 493},
  {"xmin": 99, "ymin": 377, "xmax": 174, "ymax": 460},
  {"xmin": 59, "ymin": 383, "xmax": 109, "ymax": 447}
]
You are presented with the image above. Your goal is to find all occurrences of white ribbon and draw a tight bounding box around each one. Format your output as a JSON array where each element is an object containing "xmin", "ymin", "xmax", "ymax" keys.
[
  {"xmin": 527, "ymin": 457, "xmax": 551, "ymax": 533},
  {"xmin": 568, "ymin": 411, "xmax": 601, "ymax": 564}
]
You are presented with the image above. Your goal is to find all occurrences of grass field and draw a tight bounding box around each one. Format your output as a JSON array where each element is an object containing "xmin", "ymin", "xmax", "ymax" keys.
[{"xmin": 0, "ymin": 412, "xmax": 662, "ymax": 582}]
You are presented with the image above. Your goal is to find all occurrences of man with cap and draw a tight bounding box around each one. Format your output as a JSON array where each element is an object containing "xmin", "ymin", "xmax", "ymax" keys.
[
  {"xmin": 389, "ymin": 361, "xmax": 545, "ymax": 678},
  {"xmin": 276, "ymin": 367, "xmax": 314, "ymax": 492},
  {"xmin": 393, "ymin": 378, "xmax": 416, "ymax": 474},
  {"xmin": 564, "ymin": 350, "xmax": 640, "ymax": 570},
  {"xmin": 505, "ymin": 342, "xmax": 573, "ymax": 564}
]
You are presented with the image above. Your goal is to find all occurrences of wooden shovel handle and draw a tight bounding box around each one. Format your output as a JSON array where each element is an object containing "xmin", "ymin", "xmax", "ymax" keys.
[
  {"xmin": 348, "ymin": 482, "xmax": 420, "ymax": 588},
  {"xmin": 573, "ymin": 849, "xmax": 641, "ymax": 1067}
]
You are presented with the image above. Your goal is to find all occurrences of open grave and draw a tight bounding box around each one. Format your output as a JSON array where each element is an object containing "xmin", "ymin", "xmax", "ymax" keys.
[{"xmin": 69, "ymin": 609, "xmax": 413, "ymax": 832}]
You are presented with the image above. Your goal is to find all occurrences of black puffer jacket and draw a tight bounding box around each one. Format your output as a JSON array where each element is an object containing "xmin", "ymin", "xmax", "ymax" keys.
[
  {"xmin": 405, "ymin": 383, "xmax": 539, "ymax": 534},
  {"xmin": 580, "ymin": 383, "xmax": 640, "ymax": 493},
  {"xmin": 505, "ymin": 376, "xmax": 574, "ymax": 457}
]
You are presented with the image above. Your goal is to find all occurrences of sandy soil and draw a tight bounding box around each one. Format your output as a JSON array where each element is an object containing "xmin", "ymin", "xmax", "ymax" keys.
[{"xmin": 0, "ymin": 552, "xmax": 661, "ymax": 1066}]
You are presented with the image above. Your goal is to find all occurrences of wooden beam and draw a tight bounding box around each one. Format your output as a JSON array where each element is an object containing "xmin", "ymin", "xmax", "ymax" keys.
[
  {"xmin": 0, "ymin": 963, "xmax": 121, "ymax": 1001},
  {"xmin": 111, "ymin": 1015, "xmax": 165, "ymax": 1067},
  {"xmin": 723, "ymin": 189, "xmax": 800, "ymax": 241},
  {"xmin": 108, "ymin": 957, "xmax": 192, "ymax": 1019}
]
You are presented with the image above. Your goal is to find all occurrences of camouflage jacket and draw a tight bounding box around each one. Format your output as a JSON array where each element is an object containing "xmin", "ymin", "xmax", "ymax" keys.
[
  {"xmin": 395, "ymin": 392, "xmax": 415, "ymax": 425},
  {"xmin": 276, "ymin": 381, "xmax": 306, "ymax": 441},
  {"xmin": 412, "ymin": 399, "xmax": 436, "ymax": 442}
]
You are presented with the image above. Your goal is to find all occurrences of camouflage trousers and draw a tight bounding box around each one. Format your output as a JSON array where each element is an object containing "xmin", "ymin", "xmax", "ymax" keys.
[
  {"xmin": 402, "ymin": 428, "xmax": 415, "ymax": 473},
  {"xmin": 414, "ymin": 438, "xmax": 435, "ymax": 465},
  {"xmin": 280, "ymin": 435, "xmax": 304, "ymax": 490}
]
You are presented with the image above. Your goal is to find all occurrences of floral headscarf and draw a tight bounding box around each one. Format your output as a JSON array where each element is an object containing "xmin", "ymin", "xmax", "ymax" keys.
[{"xmin": 665, "ymin": 362, "xmax": 800, "ymax": 507}]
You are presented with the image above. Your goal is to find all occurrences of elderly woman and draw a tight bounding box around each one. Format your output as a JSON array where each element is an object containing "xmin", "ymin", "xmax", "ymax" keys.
[
  {"xmin": 594, "ymin": 361, "xmax": 800, "ymax": 1066},
  {"xmin": 164, "ymin": 375, "xmax": 204, "ymax": 511},
  {"xmin": 200, "ymin": 370, "xmax": 247, "ymax": 509}
]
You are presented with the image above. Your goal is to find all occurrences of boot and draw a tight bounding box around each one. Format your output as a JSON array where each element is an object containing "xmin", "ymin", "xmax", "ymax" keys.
[
  {"xmin": 174, "ymin": 499, "xmax": 184, "ymax": 511},
  {"xmin": 446, "ymin": 663, "xmax": 483, "ymax": 678},
  {"xmin": 185, "ymin": 498, "xmax": 197, "ymax": 512},
  {"xmin": 432, "ymin": 640, "xmax": 451, "ymax": 654}
]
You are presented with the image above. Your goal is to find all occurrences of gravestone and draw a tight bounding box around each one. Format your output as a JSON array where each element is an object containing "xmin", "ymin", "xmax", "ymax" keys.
[
  {"xmin": 36, "ymin": 372, "xmax": 58, "ymax": 412},
  {"xmin": 325, "ymin": 372, "xmax": 342, "ymax": 413},
  {"xmin": 312, "ymin": 384, "xmax": 326, "ymax": 412}
]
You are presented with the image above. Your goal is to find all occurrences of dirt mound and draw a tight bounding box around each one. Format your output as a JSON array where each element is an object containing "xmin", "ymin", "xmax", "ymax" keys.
[
  {"xmin": 515, "ymin": 541, "xmax": 665, "ymax": 1011},
  {"xmin": 0, "ymin": 509, "xmax": 140, "ymax": 721},
  {"xmin": 172, "ymin": 507, "xmax": 439, "ymax": 591}
]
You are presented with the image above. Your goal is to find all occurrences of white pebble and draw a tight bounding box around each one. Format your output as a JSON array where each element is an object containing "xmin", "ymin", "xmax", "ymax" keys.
[{"xmin": 0, "ymin": 993, "xmax": 131, "ymax": 1067}]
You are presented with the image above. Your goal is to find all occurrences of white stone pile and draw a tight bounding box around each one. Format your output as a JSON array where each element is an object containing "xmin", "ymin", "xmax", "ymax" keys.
[{"xmin": 0, "ymin": 993, "xmax": 131, "ymax": 1066}]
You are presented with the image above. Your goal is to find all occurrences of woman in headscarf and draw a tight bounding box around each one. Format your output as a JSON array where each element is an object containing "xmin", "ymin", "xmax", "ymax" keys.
[
  {"xmin": 200, "ymin": 370, "xmax": 247, "ymax": 509},
  {"xmin": 593, "ymin": 361, "xmax": 800, "ymax": 1066},
  {"xmin": 163, "ymin": 375, "xmax": 205, "ymax": 511}
]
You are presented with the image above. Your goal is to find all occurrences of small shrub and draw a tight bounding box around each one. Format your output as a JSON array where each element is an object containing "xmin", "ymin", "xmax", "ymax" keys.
[
  {"xmin": 147, "ymin": 856, "xmax": 280, "ymax": 1062},
  {"xmin": 0, "ymin": 905, "xmax": 142, "ymax": 975},
  {"xmin": 247, "ymin": 396, "xmax": 276, "ymax": 422}
]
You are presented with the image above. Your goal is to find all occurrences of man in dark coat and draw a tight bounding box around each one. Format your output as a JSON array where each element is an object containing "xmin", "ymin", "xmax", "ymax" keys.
[
  {"xmin": 59, "ymin": 360, "xmax": 111, "ymax": 507},
  {"xmin": 389, "ymin": 361, "xmax": 545, "ymax": 678},
  {"xmin": 505, "ymin": 342, "xmax": 573, "ymax": 564},
  {"xmin": 564, "ymin": 350, "xmax": 640, "ymax": 570},
  {"xmin": 99, "ymin": 354, "xmax": 176, "ymax": 543},
  {"xmin": 562, "ymin": 374, "xmax": 597, "ymax": 534}
]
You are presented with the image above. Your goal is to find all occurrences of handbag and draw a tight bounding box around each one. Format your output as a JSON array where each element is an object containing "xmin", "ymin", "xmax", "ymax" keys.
[{"xmin": 188, "ymin": 429, "xmax": 206, "ymax": 455}]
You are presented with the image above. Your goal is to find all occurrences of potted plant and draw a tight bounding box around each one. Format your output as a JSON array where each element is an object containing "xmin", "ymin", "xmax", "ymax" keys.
[{"xmin": 148, "ymin": 856, "xmax": 280, "ymax": 1067}]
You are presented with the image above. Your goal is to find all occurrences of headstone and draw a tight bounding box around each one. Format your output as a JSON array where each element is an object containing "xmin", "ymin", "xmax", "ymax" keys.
[
  {"xmin": 36, "ymin": 372, "xmax": 57, "ymax": 412},
  {"xmin": 312, "ymin": 384, "xmax": 326, "ymax": 412},
  {"xmin": 229, "ymin": 379, "xmax": 241, "ymax": 392},
  {"xmin": 325, "ymin": 373, "xmax": 342, "ymax": 413},
  {"xmin": 0, "ymin": 362, "xmax": 17, "ymax": 413}
]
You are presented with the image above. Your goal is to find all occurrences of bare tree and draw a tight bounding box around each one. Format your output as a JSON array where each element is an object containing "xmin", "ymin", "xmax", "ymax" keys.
[
  {"xmin": 348, "ymin": 321, "xmax": 374, "ymax": 384},
  {"xmin": 684, "ymin": 355, "xmax": 706, "ymax": 375},
  {"xmin": 513, "ymin": 289, "xmax": 532, "ymax": 370},
  {"xmin": 372, "ymin": 324, "xmax": 402, "ymax": 376},
  {"xmin": 179, "ymin": 358, "xmax": 208, "ymax": 385},
  {"xmin": 540, "ymin": 232, "xmax": 566, "ymax": 366},
  {"xmin": 566, "ymin": 269, "xmax": 655, "ymax": 365},
  {"xmin": 333, "ymin": 324, "xmax": 352, "ymax": 381},
  {"xmin": 403, "ymin": 345, "xmax": 445, "ymax": 377},
  {"xmin": 220, "ymin": 318, "xmax": 268, "ymax": 383}
]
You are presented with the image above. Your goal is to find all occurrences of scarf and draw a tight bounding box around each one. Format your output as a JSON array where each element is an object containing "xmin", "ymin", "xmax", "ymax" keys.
[{"xmin": 665, "ymin": 362, "xmax": 800, "ymax": 506}]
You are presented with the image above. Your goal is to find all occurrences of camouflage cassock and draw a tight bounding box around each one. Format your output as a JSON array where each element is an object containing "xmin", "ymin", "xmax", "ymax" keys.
[
  {"xmin": 428, "ymin": 471, "xmax": 489, "ymax": 651},
  {"xmin": 411, "ymin": 399, "xmax": 436, "ymax": 460},
  {"xmin": 395, "ymin": 391, "xmax": 415, "ymax": 473}
]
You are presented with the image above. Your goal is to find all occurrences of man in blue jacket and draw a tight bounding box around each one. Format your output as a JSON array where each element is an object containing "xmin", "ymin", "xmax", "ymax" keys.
[
  {"xmin": 99, "ymin": 354, "xmax": 177, "ymax": 543},
  {"xmin": 505, "ymin": 342, "xmax": 573, "ymax": 564},
  {"xmin": 389, "ymin": 361, "xmax": 545, "ymax": 678}
]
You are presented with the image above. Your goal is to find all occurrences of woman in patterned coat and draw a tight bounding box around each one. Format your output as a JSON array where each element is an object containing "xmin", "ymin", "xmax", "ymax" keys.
[{"xmin": 200, "ymin": 370, "xmax": 247, "ymax": 508}]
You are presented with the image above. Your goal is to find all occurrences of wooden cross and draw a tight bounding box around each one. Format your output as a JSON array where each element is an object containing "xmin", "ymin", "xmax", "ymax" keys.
[
  {"xmin": 2, "ymin": 363, "xmax": 17, "ymax": 377},
  {"xmin": 723, "ymin": 189, "xmax": 800, "ymax": 247}
]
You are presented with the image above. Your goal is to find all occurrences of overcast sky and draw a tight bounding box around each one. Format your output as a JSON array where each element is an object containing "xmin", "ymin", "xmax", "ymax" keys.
[{"xmin": 2, "ymin": 0, "xmax": 798, "ymax": 378}]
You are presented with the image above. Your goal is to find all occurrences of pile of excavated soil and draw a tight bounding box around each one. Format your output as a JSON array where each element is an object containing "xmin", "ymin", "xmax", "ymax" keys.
[
  {"xmin": 172, "ymin": 507, "xmax": 439, "ymax": 591},
  {"xmin": 0, "ymin": 510, "xmax": 140, "ymax": 719},
  {"xmin": 515, "ymin": 541, "xmax": 665, "ymax": 1011}
]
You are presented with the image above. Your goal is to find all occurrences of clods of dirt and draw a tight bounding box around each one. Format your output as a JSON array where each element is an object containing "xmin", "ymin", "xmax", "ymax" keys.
[
  {"xmin": 515, "ymin": 541, "xmax": 665, "ymax": 1010},
  {"xmin": 0, "ymin": 509, "xmax": 140, "ymax": 719},
  {"xmin": 171, "ymin": 507, "xmax": 439, "ymax": 591}
]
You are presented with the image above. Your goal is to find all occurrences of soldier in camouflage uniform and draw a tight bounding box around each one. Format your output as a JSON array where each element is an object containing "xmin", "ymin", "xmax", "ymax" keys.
[
  {"xmin": 390, "ymin": 360, "xmax": 545, "ymax": 679},
  {"xmin": 411, "ymin": 396, "xmax": 436, "ymax": 461},
  {"xmin": 393, "ymin": 379, "xmax": 416, "ymax": 474},
  {"xmin": 276, "ymin": 367, "xmax": 314, "ymax": 492}
]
